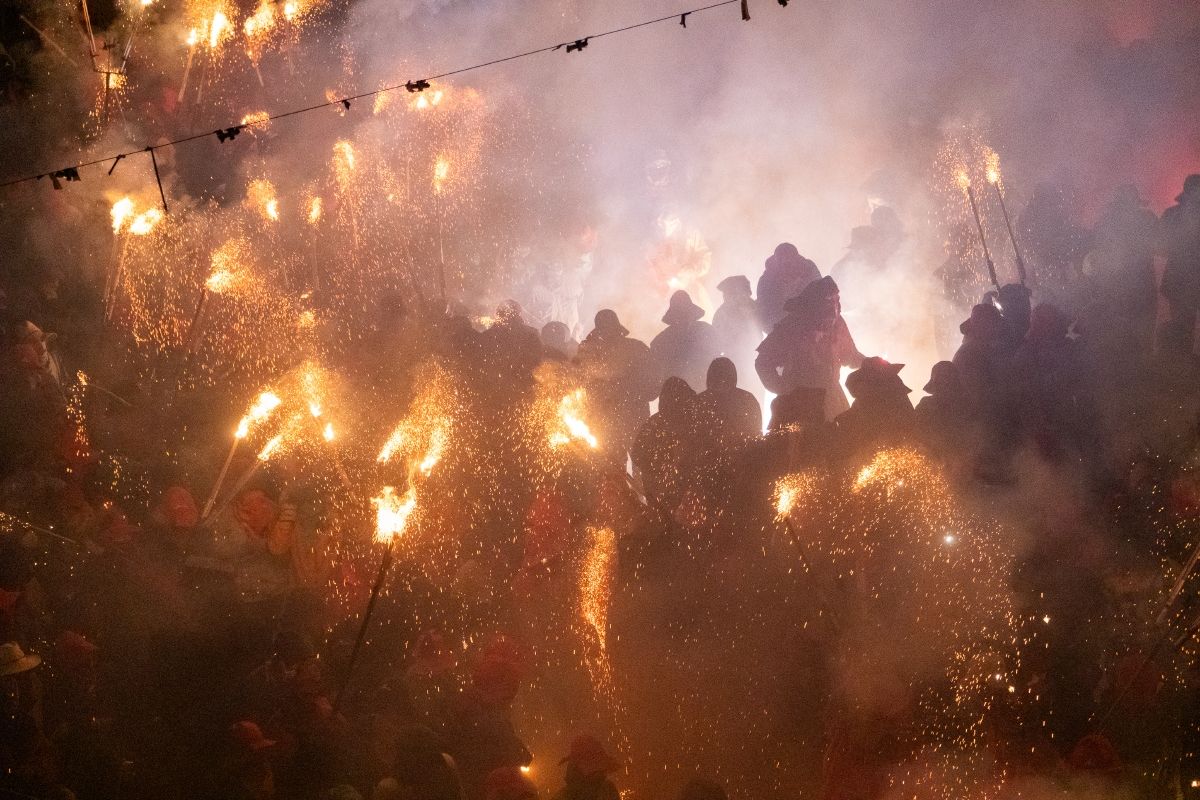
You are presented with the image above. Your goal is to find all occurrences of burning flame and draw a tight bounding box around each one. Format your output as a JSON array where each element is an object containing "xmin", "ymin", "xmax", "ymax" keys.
[
  {"xmin": 377, "ymin": 424, "xmax": 407, "ymax": 463},
  {"xmin": 243, "ymin": 2, "xmax": 274, "ymax": 37},
  {"xmin": 128, "ymin": 209, "xmax": 163, "ymax": 236},
  {"xmin": 985, "ymin": 149, "xmax": 1001, "ymax": 185},
  {"xmin": 418, "ymin": 423, "xmax": 448, "ymax": 476},
  {"xmin": 111, "ymin": 197, "xmax": 134, "ymax": 233},
  {"xmin": 208, "ymin": 10, "xmax": 231, "ymax": 48},
  {"xmin": 433, "ymin": 156, "xmax": 450, "ymax": 192},
  {"xmin": 240, "ymin": 110, "xmax": 271, "ymax": 130},
  {"xmin": 186, "ymin": 28, "xmax": 198, "ymax": 46},
  {"xmin": 549, "ymin": 389, "xmax": 598, "ymax": 449},
  {"xmin": 246, "ymin": 179, "xmax": 280, "ymax": 222},
  {"xmin": 257, "ymin": 433, "xmax": 284, "ymax": 461},
  {"xmin": 414, "ymin": 90, "xmax": 445, "ymax": 111},
  {"xmin": 206, "ymin": 269, "xmax": 235, "ymax": 293},
  {"xmin": 373, "ymin": 486, "xmax": 417, "ymax": 542},
  {"xmin": 955, "ymin": 170, "xmax": 971, "ymax": 191},
  {"xmin": 323, "ymin": 422, "xmax": 335, "ymax": 442},
  {"xmin": 306, "ymin": 196, "xmax": 322, "ymax": 224},
  {"xmin": 235, "ymin": 391, "xmax": 281, "ymax": 438},
  {"xmin": 283, "ymin": 1, "xmax": 298, "ymax": 20}
]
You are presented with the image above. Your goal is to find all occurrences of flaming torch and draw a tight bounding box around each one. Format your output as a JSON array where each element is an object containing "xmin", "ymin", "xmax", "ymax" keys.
[
  {"xmin": 334, "ymin": 486, "xmax": 417, "ymax": 713},
  {"xmin": 202, "ymin": 391, "xmax": 281, "ymax": 519},
  {"xmin": 956, "ymin": 170, "xmax": 999, "ymax": 289},
  {"xmin": 985, "ymin": 151, "xmax": 1027, "ymax": 286}
]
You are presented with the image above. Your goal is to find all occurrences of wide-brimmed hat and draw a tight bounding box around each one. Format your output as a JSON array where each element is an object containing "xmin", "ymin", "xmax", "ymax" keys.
[
  {"xmin": 662, "ymin": 290, "xmax": 705, "ymax": 325},
  {"xmin": 0, "ymin": 642, "xmax": 42, "ymax": 677},
  {"xmin": 715, "ymin": 275, "xmax": 751, "ymax": 296},
  {"xmin": 592, "ymin": 309, "xmax": 628, "ymax": 337},
  {"xmin": 559, "ymin": 734, "xmax": 619, "ymax": 777},
  {"xmin": 959, "ymin": 303, "xmax": 1003, "ymax": 337},
  {"xmin": 844, "ymin": 356, "xmax": 909, "ymax": 400},
  {"xmin": 922, "ymin": 361, "xmax": 962, "ymax": 395}
]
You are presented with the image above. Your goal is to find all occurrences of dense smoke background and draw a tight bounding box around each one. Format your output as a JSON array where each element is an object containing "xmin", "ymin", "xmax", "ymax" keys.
[{"xmin": 2, "ymin": 0, "xmax": 1199, "ymax": 394}]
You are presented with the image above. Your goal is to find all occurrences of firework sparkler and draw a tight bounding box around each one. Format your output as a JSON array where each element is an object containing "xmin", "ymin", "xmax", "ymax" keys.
[
  {"xmin": 202, "ymin": 390, "xmax": 281, "ymax": 519},
  {"xmin": 984, "ymin": 150, "xmax": 1027, "ymax": 285},
  {"xmin": 955, "ymin": 170, "xmax": 999, "ymax": 289}
]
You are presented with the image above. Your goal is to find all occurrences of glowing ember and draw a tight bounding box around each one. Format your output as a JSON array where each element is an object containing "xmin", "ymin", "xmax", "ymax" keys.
[
  {"xmin": 283, "ymin": 1, "xmax": 298, "ymax": 19},
  {"xmin": 414, "ymin": 90, "xmax": 445, "ymax": 111},
  {"xmin": 955, "ymin": 170, "xmax": 971, "ymax": 191},
  {"xmin": 581, "ymin": 526, "xmax": 617, "ymax": 650},
  {"xmin": 333, "ymin": 140, "xmax": 356, "ymax": 173},
  {"xmin": 246, "ymin": 179, "xmax": 280, "ymax": 222},
  {"xmin": 322, "ymin": 422, "xmax": 335, "ymax": 442},
  {"xmin": 373, "ymin": 486, "xmax": 417, "ymax": 542},
  {"xmin": 548, "ymin": 389, "xmax": 598, "ymax": 449}
]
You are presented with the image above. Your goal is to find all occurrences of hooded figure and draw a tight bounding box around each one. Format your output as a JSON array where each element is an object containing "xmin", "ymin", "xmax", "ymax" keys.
[
  {"xmin": 755, "ymin": 276, "xmax": 864, "ymax": 420},
  {"xmin": 552, "ymin": 736, "xmax": 620, "ymax": 800},
  {"xmin": 952, "ymin": 303, "xmax": 1007, "ymax": 410},
  {"xmin": 478, "ymin": 301, "xmax": 542, "ymax": 401},
  {"xmin": 915, "ymin": 360, "xmax": 978, "ymax": 458},
  {"xmin": 711, "ymin": 275, "xmax": 762, "ymax": 395},
  {"xmin": 650, "ymin": 290, "xmax": 719, "ymax": 392},
  {"xmin": 577, "ymin": 310, "xmax": 661, "ymax": 465},
  {"xmin": 696, "ymin": 357, "xmax": 761, "ymax": 442},
  {"xmin": 1159, "ymin": 174, "xmax": 1200, "ymax": 357},
  {"xmin": 834, "ymin": 357, "xmax": 916, "ymax": 454},
  {"xmin": 756, "ymin": 243, "xmax": 821, "ymax": 333},
  {"xmin": 540, "ymin": 321, "xmax": 578, "ymax": 361},
  {"xmin": 632, "ymin": 377, "xmax": 701, "ymax": 512}
]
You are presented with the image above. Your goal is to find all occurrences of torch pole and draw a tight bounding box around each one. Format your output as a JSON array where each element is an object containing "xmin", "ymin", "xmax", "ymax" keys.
[
  {"xmin": 174, "ymin": 286, "xmax": 209, "ymax": 391},
  {"xmin": 202, "ymin": 437, "xmax": 241, "ymax": 520},
  {"xmin": 1155, "ymin": 540, "xmax": 1200, "ymax": 625},
  {"xmin": 333, "ymin": 538, "xmax": 396, "ymax": 714},
  {"xmin": 965, "ymin": 185, "xmax": 1000, "ymax": 289},
  {"xmin": 991, "ymin": 180, "xmax": 1027, "ymax": 285},
  {"xmin": 207, "ymin": 457, "xmax": 269, "ymax": 522}
]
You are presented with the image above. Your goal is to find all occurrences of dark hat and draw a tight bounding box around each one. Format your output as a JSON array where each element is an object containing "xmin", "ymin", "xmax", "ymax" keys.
[
  {"xmin": 922, "ymin": 360, "xmax": 961, "ymax": 395},
  {"xmin": 662, "ymin": 290, "xmax": 705, "ymax": 325},
  {"xmin": 541, "ymin": 321, "xmax": 570, "ymax": 345},
  {"xmin": 783, "ymin": 276, "xmax": 839, "ymax": 314},
  {"xmin": 844, "ymin": 356, "xmax": 909, "ymax": 400},
  {"xmin": 592, "ymin": 309, "xmax": 628, "ymax": 337},
  {"xmin": 959, "ymin": 303, "xmax": 1003, "ymax": 337},
  {"xmin": 1177, "ymin": 174, "xmax": 1200, "ymax": 203},
  {"xmin": 715, "ymin": 275, "xmax": 752, "ymax": 296},
  {"xmin": 560, "ymin": 734, "xmax": 619, "ymax": 777}
]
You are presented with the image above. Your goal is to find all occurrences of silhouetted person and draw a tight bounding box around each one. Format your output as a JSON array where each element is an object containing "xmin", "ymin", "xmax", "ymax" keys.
[
  {"xmin": 952, "ymin": 303, "xmax": 1006, "ymax": 412},
  {"xmin": 632, "ymin": 377, "xmax": 700, "ymax": 512},
  {"xmin": 696, "ymin": 357, "xmax": 761, "ymax": 442},
  {"xmin": 830, "ymin": 225, "xmax": 886, "ymax": 284},
  {"xmin": 1159, "ymin": 174, "xmax": 1200, "ymax": 359},
  {"xmin": 552, "ymin": 736, "xmax": 619, "ymax": 800},
  {"xmin": 996, "ymin": 283, "xmax": 1032, "ymax": 354},
  {"xmin": 756, "ymin": 276, "xmax": 864, "ymax": 420},
  {"xmin": 834, "ymin": 356, "xmax": 916, "ymax": 455},
  {"xmin": 915, "ymin": 360, "xmax": 977, "ymax": 461},
  {"xmin": 1019, "ymin": 182, "xmax": 1091, "ymax": 302},
  {"xmin": 711, "ymin": 275, "xmax": 761, "ymax": 396},
  {"xmin": 577, "ymin": 310, "xmax": 660, "ymax": 466},
  {"xmin": 540, "ymin": 321, "xmax": 578, "ymax": 361},
  {"xmin": 650, "ymin": 290, "xmax": 719, "ymax": 392},
  {"xmin": 755, "ymin": 243, "xmax": 820, "ymax": 333}
]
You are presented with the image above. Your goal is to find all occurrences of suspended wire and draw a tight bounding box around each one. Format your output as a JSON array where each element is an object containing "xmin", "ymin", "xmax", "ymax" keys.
[{"xmin": 0, "ymin": 0, "xmax": 752, "ymax": 191}]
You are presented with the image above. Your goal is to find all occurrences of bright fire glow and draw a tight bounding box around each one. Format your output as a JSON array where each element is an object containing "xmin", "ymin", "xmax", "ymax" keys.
[
  {"xmin": 955, "ymin": 170, "xmax": 971, "ymax": 191},
  {"xmin": 548, "ymin": 389, "xmax": 598, "ymax": 449},
  {"xmin": 322, "ymin": 422, "xmax": 335, "ymax": 442},
  {"xmin": 307, "ymin": 196, "xmax": 322, "ymax": 224},
  {"xmin": 433, "ymin": 156, "xmax": 450, "ymax": 192},
  {"xmin": 128, "ymin": 209, "xmax": 163, "ymax": 236},
  {"xmin": 208, "ymin": 10, "xmax": 231, "ymax": 48},
  {"xmin": 373, "ymin": 486, "xmax": 417, "ymax": 542},
  {"xmin": 985, "ymin": 149, "xmax": 1001, "ymax": 185},
  {"xmin": 418, "ymin": 422, "xmax": 448, "ymax": 476},
  {"xmin": 235, "ymin": 391, "xmax": 281, "ymax": 438},
  {"xmin": 205, "ymin": 270, "xmax": 235, "ymax": 293},
  {"xmin": 256, "ymin": 433, "xmax": 283, "ymax": 461},
  {"xmin": 111, "ymin": 197, "xmax": 134, "ymax": 233},
  {"xmin": 377, "ymin": 424, "xmax": 407, "ymax": 463}
]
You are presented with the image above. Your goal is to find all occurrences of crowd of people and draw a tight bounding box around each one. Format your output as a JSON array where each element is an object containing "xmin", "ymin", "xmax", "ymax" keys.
[{"xmin": 0, "ymin": 173, "xmax": 1199, "ymax": 800}]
